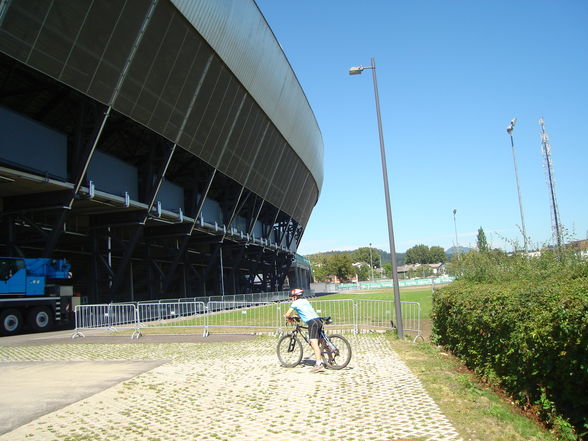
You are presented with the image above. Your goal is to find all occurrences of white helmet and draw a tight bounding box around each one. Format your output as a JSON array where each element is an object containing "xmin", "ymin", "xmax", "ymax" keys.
[{"xmin": 289, "ymin": 288, "xmax": 304, "ymax": 297}]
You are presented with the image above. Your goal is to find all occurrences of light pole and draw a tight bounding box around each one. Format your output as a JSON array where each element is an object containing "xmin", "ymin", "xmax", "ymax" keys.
[
  {"xmin": 506, "ymin": 118, "xmax": 529, "ymax": 253},
  {"xmin": 369, "ymin": 243, "xmax": 374, "ymax": 282},
  {"xmin": 349, "ymin": 58, "xmax": 404, "ymax": 339},
  {"xmin": 452, "ymin": 209, "xmax": 459, "ymax": 255}
]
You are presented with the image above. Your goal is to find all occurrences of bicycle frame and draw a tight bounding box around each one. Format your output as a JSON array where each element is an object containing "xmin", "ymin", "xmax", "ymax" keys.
[
  {"xmin": 278, "ymin": 316, "xmax": 351, "ymax": 370},
  {"xmin": 287, "ymin": 319, "xmax": 337, "ymax": 352}
]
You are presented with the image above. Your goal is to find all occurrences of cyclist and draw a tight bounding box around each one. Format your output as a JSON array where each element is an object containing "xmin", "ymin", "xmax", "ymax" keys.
[{"xmin": 284, "ymin": 288, "xmax": 325, "ymax": 372}]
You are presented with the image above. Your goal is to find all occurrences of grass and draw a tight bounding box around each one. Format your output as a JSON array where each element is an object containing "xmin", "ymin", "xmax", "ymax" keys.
[
  {"xmin": 316, "ymin": 286, "xmax": 436, "ymax": 338},
  {"xmin": 388, "ymin": 337, "xmax": 557, "ymax": 441},
  {"xmin": 116, "ymin": 287, "xmax": 437, "ymax": 339},
  {"xmin": 316, "ymin": 286, "xmax": 435, "ymax": 318}
]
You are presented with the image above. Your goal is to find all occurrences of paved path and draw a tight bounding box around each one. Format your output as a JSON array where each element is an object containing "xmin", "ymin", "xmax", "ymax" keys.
[{"xmin": 0, "ymin": 334, "xmax": 462, "ymax": 441}]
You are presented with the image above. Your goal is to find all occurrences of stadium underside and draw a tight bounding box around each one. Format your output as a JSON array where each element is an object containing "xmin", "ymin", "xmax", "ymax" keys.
[
  {"xmin": 0, "ymin": 0, "xmax": 321, "ymax": 303},
  {"xmin": 0, "ymin": 49, "xmax": 309, "ymax": 304}
]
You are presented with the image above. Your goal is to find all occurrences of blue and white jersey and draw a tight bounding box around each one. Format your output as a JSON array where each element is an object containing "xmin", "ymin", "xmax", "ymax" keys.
[{"xmin": 290, "ymin": 298, "xmax": 319, "ymax": 323}]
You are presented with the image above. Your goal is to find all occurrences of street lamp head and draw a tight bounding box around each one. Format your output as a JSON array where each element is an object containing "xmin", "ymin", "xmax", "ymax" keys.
[
  {"xmin": 506, "ymin": 117, "xmax": 517, "ymax": 135},
  {"xmin": 349, "ymin": 66, "xmax": 364, "ymax": 75}
]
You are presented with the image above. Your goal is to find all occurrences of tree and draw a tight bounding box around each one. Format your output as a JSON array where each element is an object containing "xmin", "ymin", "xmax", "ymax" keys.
[
  {"xmin": 355, "ymin": 264, "xmax": 370, "ymax": 281},
  {"xmin": 405, "ymin": 244, "xmax": 431, "ymax": 264},
  {"xmin": 309, "ymin": 254, "xmax": 329, "ymax": 282},
  {"xmin": 477, "ymin": 227, "xmax": 489, "ymax": 252},
  {"xmin": 327, "ymin": 253, "xmax": 354, "ymax": 282},
  {"xmin": 350, "ymin": 247, "xmax": 381, "ymax": 268},
  {"xmin": 429, "ymin": 246, "xmax": 446, "ymax": 263}
]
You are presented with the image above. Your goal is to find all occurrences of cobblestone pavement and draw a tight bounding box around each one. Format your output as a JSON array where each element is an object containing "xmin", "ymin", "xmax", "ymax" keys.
[{"xmin": 0, "ymin": 334, "xmax": 462, "ymax": 441}]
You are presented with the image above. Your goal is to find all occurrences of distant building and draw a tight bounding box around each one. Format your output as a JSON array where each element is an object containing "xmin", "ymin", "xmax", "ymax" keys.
[
  {"xmin": 568, "ymin": 239, "xmax": 588, "ymax": 258},
  {"xmin": 568, "ymin": 239, "xmax": 588, "ymax": 251},
  {"xmin": 397, "ymin": 263, "xmax": 446, "ymax": 278}
]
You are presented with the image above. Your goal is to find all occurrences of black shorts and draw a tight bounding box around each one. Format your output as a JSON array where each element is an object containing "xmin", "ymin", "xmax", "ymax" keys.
[{"xmin": 307, "ymin": 318, "xmax": 323, "ymax": 339}]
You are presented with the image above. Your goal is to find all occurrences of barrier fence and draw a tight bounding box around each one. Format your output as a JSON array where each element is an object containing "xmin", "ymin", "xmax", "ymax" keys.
[
  {"xmin": 136, "ymin": 290, "xmax": 296, "ymax": 307},
  {"xmin": 314, "ymin": 276, "xmax": 455, "ymax": 292},
  {"xmin": 73, "ymin": 298, "xmax": 421, "ymax": 341},
  {"xmin": 137, "ymin": 301, "xmax": 207, "ymax": 330},
  {"xmin": 73, "ymin": 303, "xmax": 140, "ymax": 338}
]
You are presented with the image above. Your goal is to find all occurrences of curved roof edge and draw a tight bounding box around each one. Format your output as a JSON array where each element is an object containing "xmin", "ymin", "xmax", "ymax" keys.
[{"xmin": 170, "ymin": 0, "xmax": 324, "ymax": 194}]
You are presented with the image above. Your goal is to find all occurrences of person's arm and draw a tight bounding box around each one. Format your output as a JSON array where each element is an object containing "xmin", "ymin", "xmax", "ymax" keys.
[{"xmin": 284, "ymin": 307, "xmax": 294, "ymax": 319}]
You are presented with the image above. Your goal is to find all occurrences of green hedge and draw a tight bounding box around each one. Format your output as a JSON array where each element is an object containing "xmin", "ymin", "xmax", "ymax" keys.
[{"xmin": 432, "ymin": 277, "xmax": 588, "ymax": 439}]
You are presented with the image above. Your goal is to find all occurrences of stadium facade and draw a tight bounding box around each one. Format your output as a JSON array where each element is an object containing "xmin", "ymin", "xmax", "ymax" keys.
[{"xmin": 0, "ymin": 0, "xmax": 323, "ymax": 303}]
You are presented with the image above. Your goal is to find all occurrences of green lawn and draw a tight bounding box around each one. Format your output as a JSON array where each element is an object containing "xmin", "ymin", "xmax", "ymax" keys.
[
  {"xmin": 315, "ymin": 287, "xmax": 434, "ymax": 318},
  {"xmin": 136, "ymin": 287, "xmax": 435, "ymax": 336}
]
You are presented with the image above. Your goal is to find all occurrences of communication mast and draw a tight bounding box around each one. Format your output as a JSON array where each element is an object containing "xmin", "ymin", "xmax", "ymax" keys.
[{"xmin": 539, "ymin": 118, "xmax": 562, "ymax": 249}]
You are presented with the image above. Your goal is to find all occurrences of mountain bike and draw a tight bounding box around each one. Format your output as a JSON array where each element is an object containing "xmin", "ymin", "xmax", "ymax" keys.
[{"xmin": 276, "ymin": 316, "xmax": 352, "ymax": 369}]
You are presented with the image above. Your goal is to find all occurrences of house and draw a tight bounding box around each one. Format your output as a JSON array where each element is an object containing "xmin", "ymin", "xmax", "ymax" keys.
[
  {"xmin": 568, "ymin": 239, "xmax": 588, "ymax": 258},
  {"xmin": 428, "ymin": 263, "xmax": 446, "ymax": 275},
  {"xmin": 396, "ymin": 263, "xmax": 446, "ymax": 278}
]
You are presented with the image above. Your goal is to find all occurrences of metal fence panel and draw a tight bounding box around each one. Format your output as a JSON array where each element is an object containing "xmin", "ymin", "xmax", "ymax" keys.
[
  {"xmin": 400, "ymin": 301, "xmax": 422, "ymax": 337},
  {"xmin": 356, "ymin": 300, "xmax": 396, "ymax": 330},
  {"xmin": 276, "ymin": 299, "xmax": 356, "ymax": 332},
  {"xmin": 73, "ymin": 304, "xmax": 138, "ymax": 338},
  {"xmin": 196, "ymin": 291, "xmax": 290, "ymax": 305},
  {"xmin": 356, "ymin": 300, "xmax": 421, "ymax": 339},
  {"xmin": 73, "ymin": 297, "xmax": 421, "ymax": 340},
  {"xmin": 138, "ymin": 301, "xmax": 207, "ymax": 330},
  {"xmin": 206, "ymin": 301, "xmax": 279, "ymax": 332}
]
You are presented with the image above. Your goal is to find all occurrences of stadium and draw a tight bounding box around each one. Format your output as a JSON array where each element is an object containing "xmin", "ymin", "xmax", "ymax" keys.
[{"xmin": 0, "ymin": 0, "xmax": 323, "ymax": 303}]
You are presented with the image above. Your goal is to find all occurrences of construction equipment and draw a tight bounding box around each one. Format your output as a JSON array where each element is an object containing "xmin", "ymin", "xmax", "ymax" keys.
[{"xmin": 0, "ymin": 257, "xmax": 76, "ymax": 335}]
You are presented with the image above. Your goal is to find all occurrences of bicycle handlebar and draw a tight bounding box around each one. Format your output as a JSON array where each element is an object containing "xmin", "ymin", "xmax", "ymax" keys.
[{"xmin": 285, "ymin": 316, "xmax": 332, "ymax": 324}]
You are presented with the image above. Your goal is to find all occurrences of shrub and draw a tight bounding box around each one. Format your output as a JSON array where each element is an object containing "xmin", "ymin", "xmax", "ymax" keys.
[{"xmin": 433, "ymin": 249, "xmax": 588, "ymax": 439}]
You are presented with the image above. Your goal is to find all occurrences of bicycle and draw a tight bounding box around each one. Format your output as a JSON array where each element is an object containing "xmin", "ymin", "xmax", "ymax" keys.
[{"xmin": 276, "ymin": 316, "xmax": 352, "ymax": 370}]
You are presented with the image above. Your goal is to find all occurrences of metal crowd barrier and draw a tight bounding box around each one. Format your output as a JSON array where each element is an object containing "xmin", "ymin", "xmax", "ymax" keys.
[
  {"xmin": 356, "ymin": 300, "xmax": 422, "ymax": 341},
  {"xmin": 72, "ymin": 304, "xmax": 140, "ymax": 338},
  {"xmin": 206, "ymin": 301, "xmax": 280, "ymax": 334},
  {"xmin": 277, "ymin": 299, "xmax": 357, "ymax": 332},
  {"xmin": 136, "ymin": 291, "xmax": 294, "ymax": 307},
  {"xmin": 137, "ymin": 301, "xmax": 207, "ymax": 333},
  {"xmin": 73, "ymin": 298, "xmax": 421, "ymax": 340}
]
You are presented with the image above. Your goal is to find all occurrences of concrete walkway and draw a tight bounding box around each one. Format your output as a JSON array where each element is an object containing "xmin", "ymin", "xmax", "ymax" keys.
[{"xmin": 0, "ymin": 334, "xmax": 462, "ymax": 441}]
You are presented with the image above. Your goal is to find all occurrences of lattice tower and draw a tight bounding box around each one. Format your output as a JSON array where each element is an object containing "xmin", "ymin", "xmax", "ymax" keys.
[{"xmin": 539, "ymin": 118, "xmax": 562, "ymax": 248}]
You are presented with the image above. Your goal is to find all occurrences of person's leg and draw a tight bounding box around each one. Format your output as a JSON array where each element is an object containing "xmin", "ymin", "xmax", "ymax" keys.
[
  {"xmin": 308, "ymin": 319, "xmax": 324, "ymax": 371},
  {"xmin": 310, "ymin": 338, "xmax": 322, "ymax": 364}
]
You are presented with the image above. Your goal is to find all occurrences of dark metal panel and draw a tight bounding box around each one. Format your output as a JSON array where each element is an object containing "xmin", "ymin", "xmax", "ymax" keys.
[
  {"xmin": 0, "ymin": 0, "xmax": 151, "ymax": 105},
  {"xmin": 86, "ymin": 150, "xmax": 139, "ymax": 200},
  {"xmin": 157, "ymin": 179, "xmax": 184, "ymax": 212},
  {"xmin": 170, "ymin": 0, "xmax": 324, "ymax": 194},
  {"xmin": 87, "ymin": 1, "xmax": 153, "ymax": 103},
  {"xmin": 0, "ymin": 0, "xmax": 51, "ymax": 60},
  {"xmin": 0, "ymin": 105, "xmax": 67, "ymax": 179}
]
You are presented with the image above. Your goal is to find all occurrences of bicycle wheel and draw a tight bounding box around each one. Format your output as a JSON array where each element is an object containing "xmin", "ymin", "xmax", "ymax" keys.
[
  {"xmin": 321, "ymin": 334, "xmax": 352, "ymax": 370},
  {"xmin": 277, "ymin": 334, "xmax": 303, "ymax": 367}
]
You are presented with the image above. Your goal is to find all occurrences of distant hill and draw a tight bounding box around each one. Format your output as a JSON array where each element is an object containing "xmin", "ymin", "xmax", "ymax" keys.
[
  {"xmin": 305, "ymin": 248, "xmax": 406, "ymax": 266},
  {"xmin": 445, "ymin": 246, "xmax": 472, "ymax": 255},
  {"xmin": 378, "ymin": 249, "xmax": 406, "ymax": 266}
]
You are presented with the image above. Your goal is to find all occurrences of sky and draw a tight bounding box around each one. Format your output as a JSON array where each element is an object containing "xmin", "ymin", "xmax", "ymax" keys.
[{"xmin": 255, "ymin": 0, "xmax": 588, "ymax": 255}]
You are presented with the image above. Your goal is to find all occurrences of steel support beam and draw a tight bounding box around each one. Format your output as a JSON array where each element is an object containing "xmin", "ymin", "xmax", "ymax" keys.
[{"xmin": 108, "ymin": 140, "xmax": 175, "ymax": 298}]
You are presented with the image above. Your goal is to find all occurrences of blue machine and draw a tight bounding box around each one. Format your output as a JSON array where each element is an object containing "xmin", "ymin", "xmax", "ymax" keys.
[
  {"xmin": 0, "ymin": 258, "xmax": 71, "ymax": 296},
  {"xmin": 0, "ymin": 257, "xmax": 73, "ymax": 335}
]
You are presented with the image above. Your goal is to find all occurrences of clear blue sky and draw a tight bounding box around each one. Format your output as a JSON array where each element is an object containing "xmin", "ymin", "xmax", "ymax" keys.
[{"xmin": 255, "ymin": 0, "xmax": 588, "ymax": 255}]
